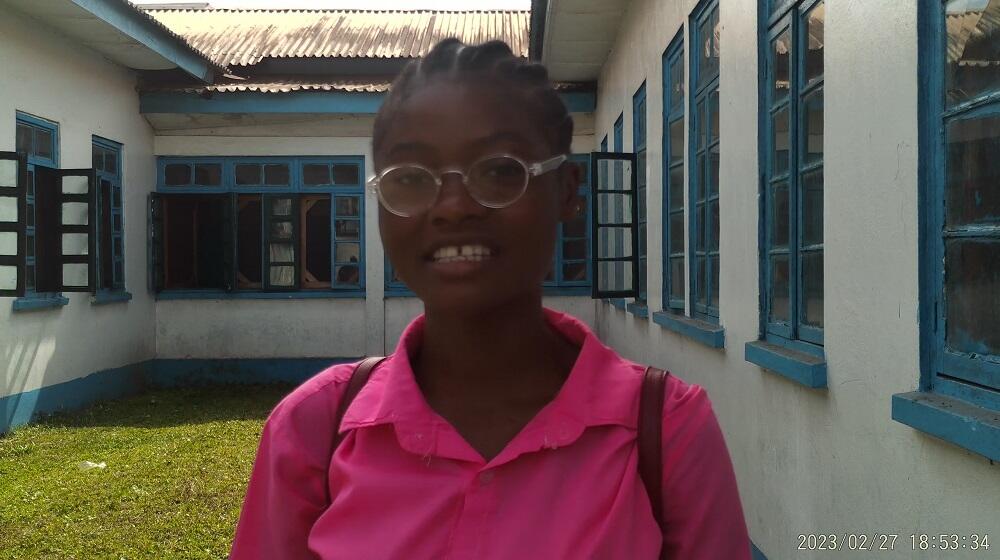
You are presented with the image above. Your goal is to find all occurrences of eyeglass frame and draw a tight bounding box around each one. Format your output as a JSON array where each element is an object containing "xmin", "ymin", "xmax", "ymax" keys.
[{"xmin": 367, "ymin": 153, "xmax": 569, "ymax": 217}]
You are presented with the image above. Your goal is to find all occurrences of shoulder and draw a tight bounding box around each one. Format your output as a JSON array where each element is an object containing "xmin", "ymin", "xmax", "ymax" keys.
[
  {"xmin": 265, "ymin": 361, "xmax": 360, "ymax": 430},
  {"xmin": 659, "ymin": 373, "xmax": 721, "ymax": 457}
]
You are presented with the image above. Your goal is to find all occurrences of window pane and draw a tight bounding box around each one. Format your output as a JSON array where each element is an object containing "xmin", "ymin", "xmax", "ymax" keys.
[
  {"xmin": 194, "ymin": 164, "xmax": 221, "ymax": 186},
  {"xmin": 696, "ymin": 256, "xmax": 707, "ymax": 305},
  {"xmin": 163, "ymin": 196, "xmax": 226, "ymax": 289},
  {"xmin": 235, "ymin": 164, "xmax": 261, "ymax": 186},
  {"xmin": 336, "ymin": 196, "xmax": 360, "ymax": 217},
  {"xmin": 669, "ymin": 119, "xmax": 684, "ymax": 164},
  {"xmin": 709, "ymin": 90, "xmax": 719, "ymax": 143},
  {"xmin": 670, "ymin": 256, "xmax": 685, "ymax": 300},
  {"xmin": 709, "ymin": 148, "xmax": 720, "ymax": 196},
  {"xmin": 92, "ymin": 150, "xmax": 103, "ymax": 171},
  {"xmin": 696, "ymin": 154, "xmax": 707, "ymax": 202},
  {"xmin": 335, "ymin": 219, "xmax": 360, "ymax": 240},
  {"xmin": 945, "ymin": 239, "xmax": 999, "ymax": 356},
  {"xmin": 710, "ymin": 199, "xmax": 720, "ymax": 251},
  {"xmin": 695, "ymin": 203, "xmax": 706, "ymax": 251},
  {"xmin": 35, "ymin": 129, "xmax": 53, "ymax": 160},
  {"xmin": 802, "ymin": 169, "xmax": 824, "ymax": 246},
  {"xmin": 770, "ymin": 255, "xmax": 790, "ymax": 322},
  {"xmin": 803, "ymin": 89, "xmax": 824, "ymax": 164},
  {"xmin": 270, "ymin": 266, "xmax": 295, "ymax": 287},
  {"xmin": 270, "ymin": 221, "xmax": 293, "ymax": 240},
  {"xmin": 563, "ymin": 238, "xmax": 587, "ymax": 260},
  {"xmin": 669, "ymin": 165, "xmax": 684, "ymax": 209},
  {"xmin": 945, "ymin": 0, "xmax": 1000, "ymax": 106},
  {"xmin": 16, "ymin": 124, "xmax": 31, "ymax": 155},
  {"xmin": 801, "ymin": 250, "xmax": 824, "ymax": 328},
  {"xmin": 264, "ymin": 164, "xmax": 290, "ymax": 186},
  {"xmin": 335, "ymin": 265, "xmax": 360, "ymax": 285},
  {"xmin": 269, "ymin": 243, "xmax": 294, "ymax": 262},
  {"xmin": 303, "ymin": 164, "xmax": 330, "ymax": 186},
  {"xmin": 164, "ymin": 164, "xmax": 190, "ymax": 186},
  {"xmin": 104, "ymin": 152, "xmax": 117, "ymax": 174},
  {"xmin": 772, "ymin": 30, "xmax": 791, "ymax": 103},
  {"xmin": 670, "ymin": 212, "xmax": 685, "ymax": 254},
  {"xmin": 772, "ymin": 181, "xmax": 789, "ymax": 249},
  {"xmin": 238, "ymin": 197, "xmax": 262, "ymax": 288},
  {"xmin": 670, "ymin": 57, "xmax": 685, "ymax": 108},
  {"xmin": 805, "ymin": 2, "xmax": 825, "ymax": 85},
  {"xmin": 638, "ymin": 222, "xmax": 647, "ymax": 256},
  {"xmin": 335, "ymin": 242, "xmax": 361, "ymax": 263},
  {"xmin": 697, "ymin": 99, "xmax": 707, "ymax": 149},
  {"xmin": 946, "ymin": 113, "xmax": 1000, "ymax": 227},
  {"xmin": 545, "ymin": 261, "xmax": 556, "ymax": 283},
  {"xmin": 563, "ymin": 262, "xmax": 587, "ymax": 281},
  {"xmin": 773, "ymin": 108, "xmax": 790, "ymax": 175},
  {"xmin": 113, "ymin": 214, "xmax": 122, "ymax": 233},
  {"xmin": 271, "ymin": 198, "xmax": 292, "ymax": 216},
  {"xmin": 304, "ymin": 198, "xmax": 332, "ymax": 284},
  {"xmin": 113, "ymin": 186, "xmax": 122, "ymax": 208},
  {"xmin": 564, "ymin": 213, "xmax": 586, "ymax": 238},
  {"xmin": 333, "ymin": 164, "xmax": 360, "ymax": 185},
  {"xmin": 710, "ymin": 254, "xmax": 720, "ymax": 309}
]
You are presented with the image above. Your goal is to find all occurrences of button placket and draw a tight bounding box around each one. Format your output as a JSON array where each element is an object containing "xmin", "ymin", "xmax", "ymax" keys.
[{"xmin": 449, "ymin": 468, "xmax": 499, "ymax": 558}]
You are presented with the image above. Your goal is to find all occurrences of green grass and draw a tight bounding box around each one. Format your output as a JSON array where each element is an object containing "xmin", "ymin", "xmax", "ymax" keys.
[{"xmin": 0, "ymin": 384, "xmax": 293, "ymax": 560}]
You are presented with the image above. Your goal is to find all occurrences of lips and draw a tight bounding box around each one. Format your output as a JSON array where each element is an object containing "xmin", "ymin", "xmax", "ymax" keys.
[{"xmin": 430, "ymin": 244, "xmax": 494, "ymax": 263}]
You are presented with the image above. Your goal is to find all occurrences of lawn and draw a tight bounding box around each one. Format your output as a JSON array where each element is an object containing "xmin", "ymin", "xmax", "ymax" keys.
[{"xmin": 0, "ymin": 384, "xmax": 293, "ymax": 560}]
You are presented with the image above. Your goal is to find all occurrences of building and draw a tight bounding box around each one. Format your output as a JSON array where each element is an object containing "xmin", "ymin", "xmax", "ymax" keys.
[{"xmin": 1, "ymin": 0, "xmax": 997, "ymax": 558}]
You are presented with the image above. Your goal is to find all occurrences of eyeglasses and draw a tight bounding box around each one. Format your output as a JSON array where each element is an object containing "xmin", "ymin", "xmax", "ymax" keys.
[{"xmin": 368, "ymin": 153, "xmax": 568, "ymax": 217}]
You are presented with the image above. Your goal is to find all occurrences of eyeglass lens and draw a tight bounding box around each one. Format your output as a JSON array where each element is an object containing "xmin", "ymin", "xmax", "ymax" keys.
[{"xmin": 379, "ymin": 156, "xmax": 530, "ymax": 216}]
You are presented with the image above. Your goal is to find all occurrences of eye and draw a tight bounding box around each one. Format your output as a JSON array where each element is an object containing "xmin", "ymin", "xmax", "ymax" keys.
[
  {"xmin": 394, "ymin": 168, "xmax": 434, "ymax": 187},
  {"xmin": 485, "ymin": 161, "xmax": 523, "ymax": 178}
]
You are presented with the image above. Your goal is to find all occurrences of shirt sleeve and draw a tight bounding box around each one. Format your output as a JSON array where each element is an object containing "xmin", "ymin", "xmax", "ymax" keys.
[
  {"xmin": 230, "ymin": 369, "xmax": 349, "ymax": 560},
  {"xmin": 658, "ymin": 375, "xmax": 752, "ymax": 560}
]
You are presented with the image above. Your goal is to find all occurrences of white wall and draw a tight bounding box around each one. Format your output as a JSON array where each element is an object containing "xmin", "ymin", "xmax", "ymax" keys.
[
  {"xmin": 0, "ymin": 10, "xmax": 157, "ymax": 400},
  {"xmin": 592, "ymin": 0, "xmax": 999, "ymax": 558}
]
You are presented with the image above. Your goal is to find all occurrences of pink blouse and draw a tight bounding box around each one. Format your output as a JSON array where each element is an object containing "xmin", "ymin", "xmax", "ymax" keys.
[{"xmin": 231, "ymin": 309, "xmax": 751, "ymax": 559}]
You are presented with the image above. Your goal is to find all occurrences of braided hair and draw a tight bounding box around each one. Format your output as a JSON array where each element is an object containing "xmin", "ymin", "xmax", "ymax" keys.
[{"xmin": 372, "ymin": 39, "xmax": 573, "ymax": 161}]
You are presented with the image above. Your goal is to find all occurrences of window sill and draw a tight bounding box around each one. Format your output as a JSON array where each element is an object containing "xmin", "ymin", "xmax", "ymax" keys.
[
  {"xmin": 626, "ymin": 302, "xmax": 648, "ymax": 318},
  {"xmin": 608, "ymin": 298, "xmax": 627, "ymax": 310},
  {"xmin": 892, "ymin": 391, "xmax": 1000, "ymax": 462},
  {"xmin": 652, "ymin": 311, "xmax": 725, "ymax": 348},
  {"xmin": 12, "ymin": 295, "xmax": 70, "ymax": 312},
  {"xmin": 745, "ymin": 340, "xmax": 827, "ymax": 388},
  {"xmin": 92, "ymin": 291, "xmax": 133, "ymax": 305},
  {"xmin": 155, "ymin": 290, "xmax": 366, "ymax": 301}
]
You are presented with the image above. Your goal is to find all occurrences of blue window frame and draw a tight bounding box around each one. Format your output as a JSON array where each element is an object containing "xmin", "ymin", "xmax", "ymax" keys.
[
  {"xmin": 922, "ymin": 0, "xmax": 1000, "ymax": 399},
  {"xmin": 613, "ymin": 115, "xmax": 626, "ymax": 291},
  {"xmin": 663, "ymin": 30, "xmax": 686, "ymax": 314},
  {"xmin": 154, "ymin": 156, "xmax": 365, "ymax": 296},
  {"xmin": 690, "ymin": 0, "xmax": 721, "ymax": 322},
  {"xmin": 92, "ymin": 137, "xmax": 125, "ymax": 294},
  {"xmin": 760, "ymin": 0, "xmax": 825, "ymax": 348},
  {"xmin": 633, "ymin": 83, "xmax": 648, "ymax": 304},
  {"xmin": 14, "ymin": 112, "xmax": 66, "ymax": 308}
]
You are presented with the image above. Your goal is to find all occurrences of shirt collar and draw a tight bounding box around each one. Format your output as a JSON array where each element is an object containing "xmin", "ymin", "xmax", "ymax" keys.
[{"xmin": 339, "ymin": 308, "xmax": 643, "ymax": 462}]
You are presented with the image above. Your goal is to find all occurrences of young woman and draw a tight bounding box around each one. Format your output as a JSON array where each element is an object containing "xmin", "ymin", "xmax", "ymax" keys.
[{"xmin": 231, "ymin": 39, "xmax": 751, "ymax": 560}]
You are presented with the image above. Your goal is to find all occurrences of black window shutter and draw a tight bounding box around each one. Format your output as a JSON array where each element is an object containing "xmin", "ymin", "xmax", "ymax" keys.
[
  {"xmin": 55, "ymin": 168, "xmax": 97, "ymax": 292},
  {"xmin": 0, "ymin": 151, "xmax": 27, "ymax": 297},
  {"xmin": 149, "ymin": 192, "xmax": 164, "ymax": 293},
  {"xmin": 590, "ymin": 150, "xmax": 639, "ymax": 299}
]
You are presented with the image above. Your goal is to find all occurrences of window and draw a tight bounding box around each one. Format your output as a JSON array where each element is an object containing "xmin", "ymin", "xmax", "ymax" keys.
[
  {"xmin": 153, "ymin": 157, "xmax": 365, "ymax": 295},
  {"xmin": 592, "ymin": 124, "xmax": 639, "ymax": 299},
  {"xmin": 691, "ymin": 0, "xmax": 722, "ymax": 322},
  {"xmin": 3, "ymin": 113, "xmax": 97, "ymax": 305},
  {"xmin": 924, "ymin": 0, "xmax": 1000, "ymax": 398},
  {"xmin": 761, "ymin": 0, "xmax": 825, "ymax": 347},
  {"xmin": 633, "ymin": 83, "xmax": 648, "ymax": 305},
  {"xmin": 613, "ymin": 115, "xmax": 628, "ymax": 293},
  {"xmin": 92, "ymin": 137, "xmax": 125, "ymax": 293},
  {"xmin": 662, "ymin": 31, "xmax": 686, "ymax": 314},
  {"xmin": 544, "ymin": 154, "xmax": 592, "ymax": 290}
]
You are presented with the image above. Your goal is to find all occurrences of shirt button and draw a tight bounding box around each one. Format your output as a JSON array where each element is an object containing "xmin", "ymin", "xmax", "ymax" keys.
[{"xmin": 478, "ymin": 471, "xmax": 495, "ymax": 485}]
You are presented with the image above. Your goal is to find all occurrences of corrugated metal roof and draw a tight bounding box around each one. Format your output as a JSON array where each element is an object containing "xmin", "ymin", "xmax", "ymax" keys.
[
  {"xmin": 946, "ymin": 3, "xmax": 1000, "ymax": 67},
  {"xmin": 144, "ymin": 9, "xmax": 530, "ymax": 67},
  {"xmin": 141, "ymin": 76, "xmax": 592, "ymax": 95}
]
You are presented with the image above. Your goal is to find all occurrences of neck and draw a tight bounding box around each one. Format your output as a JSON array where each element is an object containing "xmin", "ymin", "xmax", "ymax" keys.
[{"xmin": 414, "ymin": 295, "xmax": 575, "ymax": 401}]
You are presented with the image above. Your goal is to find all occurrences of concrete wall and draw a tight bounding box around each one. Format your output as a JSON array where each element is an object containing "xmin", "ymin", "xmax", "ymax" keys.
[
  {"xmin": 0, "ymin": 10, "xmax": 157, "ymax": 401},
  {"xmin": 592, "ymin": 0, "xmax": 999, "ymax": 558}
]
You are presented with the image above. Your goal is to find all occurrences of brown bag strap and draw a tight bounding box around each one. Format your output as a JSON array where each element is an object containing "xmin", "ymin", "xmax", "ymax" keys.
[
  {"xmin": 638, "ymin": 366, "xmax": 668, "ymax": 556},
  {"xmin": 331, "ymin": 356, "xmax": 386, "ymax": 453}
]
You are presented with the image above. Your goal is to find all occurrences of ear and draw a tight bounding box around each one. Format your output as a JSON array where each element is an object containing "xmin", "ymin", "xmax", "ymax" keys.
[{"xmin": 557, "ymin": 160, "xmax": 583, "ymax": 222}]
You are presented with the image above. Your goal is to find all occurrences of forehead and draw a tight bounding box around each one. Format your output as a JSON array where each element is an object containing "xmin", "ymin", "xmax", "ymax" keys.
[{"xmin": 377, "ymin": 80, "xmax": 551, "ymax": 163}]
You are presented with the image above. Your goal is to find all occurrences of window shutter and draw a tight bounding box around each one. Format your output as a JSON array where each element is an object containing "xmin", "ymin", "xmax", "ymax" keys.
[
  {"xmin": 149, "ymin": 192, "xmax": 164, "ymax": 293},
  {"xmin": 590, "ymin": 150, "xmax": 639, "ymax": 299},
  {"xmin": 54, "ymin": 169, "xmax": 97, "ymax": 292},
  {"xmin": 0, "ymin": 151, "xmax": 27, "ymax": 297},
  {"xmin": 263, "ymin": 194, "xmax": 300, "ymax": 290}
]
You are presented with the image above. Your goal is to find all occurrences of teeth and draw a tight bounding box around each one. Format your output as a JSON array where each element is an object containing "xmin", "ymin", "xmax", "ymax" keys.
[{"xmin": 432, "ymin": 245, "xmax": 492, "ymax": 262}]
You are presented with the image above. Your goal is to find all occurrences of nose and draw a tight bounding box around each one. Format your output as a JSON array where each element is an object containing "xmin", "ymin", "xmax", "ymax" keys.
[{"xmin": 428, "ymin": 171, "xmax": 487, "ymax": 225}]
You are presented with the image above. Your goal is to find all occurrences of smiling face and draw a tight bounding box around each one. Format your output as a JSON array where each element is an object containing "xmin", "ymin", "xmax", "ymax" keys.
[{"xmin": 375, "ymin": 80, "xmax": 580, "ymax": 315}]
